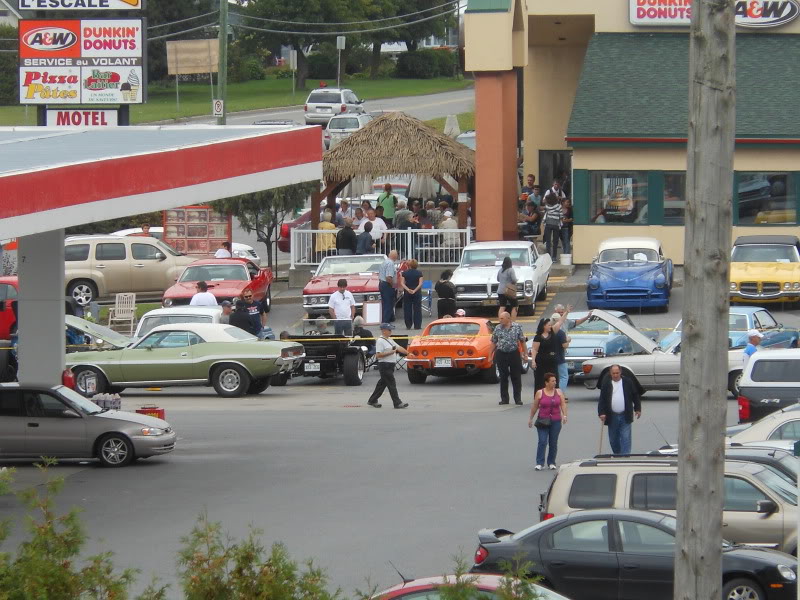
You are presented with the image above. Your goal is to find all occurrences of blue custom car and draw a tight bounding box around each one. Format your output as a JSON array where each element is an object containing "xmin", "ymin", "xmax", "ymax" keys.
[
  {"xmin": 526, "ymin": 311, "xmax": 659, "ymax": 377},
  {"xmin": 587, "ymin": 237, "xmax": 673, "ymax": 310},
  {"xmin": 659, "ymin": 306, "xmax": 800, "ymax": 351}
]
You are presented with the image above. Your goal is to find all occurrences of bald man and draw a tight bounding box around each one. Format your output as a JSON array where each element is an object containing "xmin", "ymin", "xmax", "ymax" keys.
[{"xmin": 491, "ymin": 311, "xmax": 526, "ymax": 405}]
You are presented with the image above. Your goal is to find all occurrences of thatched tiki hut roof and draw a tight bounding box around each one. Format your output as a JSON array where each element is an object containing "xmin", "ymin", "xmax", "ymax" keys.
[{"xmin": 313, "ymin": 111, "xmax": 475, "ymax": 228}]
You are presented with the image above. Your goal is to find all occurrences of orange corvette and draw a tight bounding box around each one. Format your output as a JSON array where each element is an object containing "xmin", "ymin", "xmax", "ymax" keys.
[{"xmin": 406, "ymin": 318, "xmax": 528, "ymax": 384}]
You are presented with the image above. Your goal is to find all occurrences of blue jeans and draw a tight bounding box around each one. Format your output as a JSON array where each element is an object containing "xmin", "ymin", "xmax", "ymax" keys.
[
  {"xmin": 536, "ymin": 419, "xmax": 562, "ymax": 466},
  {"xmin": 557, "ymin": 362, "xmax": 568, "ymax": 392},
  {"xmin": 379, "ymin": 280, "xmax": 395, "ymax": 323},
  {"xmin": 560, "ymin": 227, "xmax": 571, "ymax": 254},
  {"xmin": 607, "ymin": 413, "xmax": 632, "ymax": 455}
]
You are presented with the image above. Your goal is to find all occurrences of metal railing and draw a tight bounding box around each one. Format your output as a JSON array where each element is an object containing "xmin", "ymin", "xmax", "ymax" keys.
[{"xmin": 290, "ymin": 227, "xmax": 472, "ymax": 268}]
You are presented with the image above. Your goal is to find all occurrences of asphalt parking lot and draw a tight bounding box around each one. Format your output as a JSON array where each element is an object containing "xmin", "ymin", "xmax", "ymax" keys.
[{"xmin": 3, "ymin": 275, "xmax": 800, "ymax": 598}]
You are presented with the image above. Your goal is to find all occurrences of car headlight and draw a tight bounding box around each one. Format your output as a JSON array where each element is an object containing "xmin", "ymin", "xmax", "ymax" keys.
[
  {"xmin": 654, "ymin": 274, "xmax": 666, "ymax": 289},
  {"xmin": 777, "ymin": 564, "xmax": 796, "ymax": 581},
  {"xmin": 456, "ymin": 286, "xmax": 465, "ymax": 293},
  {"xmin": 140, "ymin": 427, "xmax": 165, "ymax": 436},
  {"xmin": 794, "ymin": 283, "xmax": 800, "ymax": 290},
  {"xmin": 589, "ymin": 277, "xmax": 600, "ymax": 290},
  {"xmin": 784, "ymin": 282, "xmax": 792, "ymax": 290},
  {"xmin": 162, "ymin": 298, "xmax": 173, "ymax": 307},
  {"xmin": 730, "ymin": 283, "xmax": 738, "ymax": 291}
]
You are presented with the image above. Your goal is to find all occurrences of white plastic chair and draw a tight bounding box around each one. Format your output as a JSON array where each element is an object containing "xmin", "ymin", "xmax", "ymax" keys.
[{"xmin": 107, "ymin": 293, "xmax": 137, "ymax": 335}]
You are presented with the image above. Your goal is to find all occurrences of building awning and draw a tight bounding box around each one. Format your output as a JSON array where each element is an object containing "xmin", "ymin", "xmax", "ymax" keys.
[
  {"xmin": 0, "ymin": 125, "xmax": 322, "ymax": 239},
  {"xmin": 567, "ymin": 33, "xmax": 800, "ymax": 145}
]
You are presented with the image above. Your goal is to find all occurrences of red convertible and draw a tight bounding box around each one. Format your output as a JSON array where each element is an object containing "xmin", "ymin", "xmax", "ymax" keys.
[
  {"xmin": 162, "ymin": 258, "xmax": 273, "ymax": 308},
  {"xmin": 302, "ymin": 254, "xmax": 407, "ymax": 318}
]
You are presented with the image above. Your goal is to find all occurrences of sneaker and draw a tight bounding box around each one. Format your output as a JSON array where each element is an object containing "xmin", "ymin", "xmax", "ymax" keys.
[
  {"xmin": 394, "ymin": 402, "xmax": 409, "ymax": 409},
  {"xmin": 549, "ymin": 464, "xmax": 557, "ymax": 470},
  {"xmin": 534, "ymin": 465, "xmax": 543, "ymax": 471},
  {"xmin": 499, "ymin": 401, "xmax": 509, "ymax": 405},
  {"xmin": 515, "ymin": 401, "xmax": 523, "ymax": 405},
  {"xmin": 367, "ymin": 402, "xmax": 382, "ymax": 408}
]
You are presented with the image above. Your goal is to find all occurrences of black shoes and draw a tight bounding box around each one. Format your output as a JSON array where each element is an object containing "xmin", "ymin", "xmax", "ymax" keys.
[
  {"xmin": 515, "ymin": 401, "xmax": 523, "ymax": 405},
  {"xmin": 368, "ymin": 402, "xmax": 382, "ymax": 408},
  {"xmin": 394, "ymin": 403, "xmax": 409, "ymax": 409},
  {"xmin": 499, "ymin": 401, "xmax": 509, "ymax": 405}
]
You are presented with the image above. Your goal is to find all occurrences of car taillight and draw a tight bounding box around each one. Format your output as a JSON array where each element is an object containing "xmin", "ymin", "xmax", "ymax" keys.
[
  {"xmin": 738, "ymin": 396, "xmax": 750, "ymax": 422},
  {"xmin": 280, "ymin": 224, "xmax": 289, "ymax": 240},
  {"xmin": 474, "ymin": 546, "xmax": 488, "ymax": 565},
  {"xmin": 340, "ymin": 104, "xmax": 346, "ymax": 113},
  {"xmin": 61, "ymin": 368, "xmax": 75, "ymax": 390},
  {"xmin": 304, "ymin": 104, "xmax": 308, "ymax": 112},
  {"xmin": 542, "ymin": 513, "xmax": 555, "ymax": 521},
  {"xmin": 582, "ymin": 364, "xmax": 593, "ymax": 374}
]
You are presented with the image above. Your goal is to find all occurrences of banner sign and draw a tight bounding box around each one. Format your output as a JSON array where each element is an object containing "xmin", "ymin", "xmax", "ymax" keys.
[
  {"xmin": 18, "ymin": 0, "xmax": 143, "ymax": 10},
  {"xmin": 46, "ymin": 108, "xmax": 119, "ymax": 126},
  {"xmin": 18, "ymin": 19, "xmax": 146, "ymax": 105},
  {"xmin": 166, "ymin": 39, "xmax": 218, "ymax": 75},
  {"xmin": 630, "ymin": 0, "xmax": 800, "ymax": 28}
]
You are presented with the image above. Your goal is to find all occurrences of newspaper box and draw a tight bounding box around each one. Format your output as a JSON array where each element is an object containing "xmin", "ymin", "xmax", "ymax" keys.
[{"xmin": 136, "ymin": 405, "xmax": 165, "ymax": 420}]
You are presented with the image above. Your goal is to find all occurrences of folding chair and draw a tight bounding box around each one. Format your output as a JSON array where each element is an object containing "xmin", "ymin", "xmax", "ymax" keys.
[
  {"xmin": 107, "ymin": 292, "xmax": 137, "ymax": 336},
  {"xmin": 421, "ymin": 280, "xmax": 433, "ymax": 316}
]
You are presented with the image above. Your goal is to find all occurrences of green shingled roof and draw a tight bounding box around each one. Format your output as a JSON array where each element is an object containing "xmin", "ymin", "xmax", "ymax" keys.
[
  {"xmin": 465, "ymin": 0, "xmax": 511, "ymax": 13},
  {"xmin": 567, "ymin": 33, "xmax": 800, "ymax": 139}
]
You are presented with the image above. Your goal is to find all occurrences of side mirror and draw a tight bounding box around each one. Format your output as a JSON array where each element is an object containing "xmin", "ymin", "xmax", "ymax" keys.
[
  {"xmin": 61, "ymin": 409, "xmax": 80, "ymax": 418},
  {"xmin": 156, "ymin": 252, "xmax": 166, "ymax": 261},
  {"xmin": 756, "ymin": 499, "xmax": 777, "ymax": 515},
  {"xmin": 729, "ymin": 338, "xmax": 734, "ymax": 348},
  {"xmin": 673, "ymin": 343, "xmax": 681, "ymax": 354}
]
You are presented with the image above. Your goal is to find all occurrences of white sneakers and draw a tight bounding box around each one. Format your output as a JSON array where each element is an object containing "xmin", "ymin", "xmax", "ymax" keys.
[
  {"xmin": 549, "ymin": 464, "xmax": 557, "ymax": 470},
  {"xmin": 535, "ymin": 465, "xmax": 543, "ymax": 471}
]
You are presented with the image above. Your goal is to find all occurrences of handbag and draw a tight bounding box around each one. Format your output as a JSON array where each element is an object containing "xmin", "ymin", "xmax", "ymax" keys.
[
  {"xmin": 501, "ymin": 282, "xmax": 517, "ymax": 299},
  {"xmin": 534, "ymin": 417, "xmax": 552, "ymax": 429}
]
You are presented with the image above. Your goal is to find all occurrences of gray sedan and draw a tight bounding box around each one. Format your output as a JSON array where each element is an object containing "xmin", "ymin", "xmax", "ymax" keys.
[{"xmin": 0, "ymin": 384, "xmax": 176, "ymax": 467}]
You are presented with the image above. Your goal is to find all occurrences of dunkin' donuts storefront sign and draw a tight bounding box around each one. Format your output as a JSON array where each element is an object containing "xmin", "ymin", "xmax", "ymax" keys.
[{"xmin": 630, "ymin": 0, "xmax": 800, "ymax": 27}]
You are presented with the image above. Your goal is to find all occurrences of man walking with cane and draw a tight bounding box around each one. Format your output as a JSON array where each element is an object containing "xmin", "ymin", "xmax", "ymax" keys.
[
  {"xmin": 597, "ymin": 364, "xmax": 641, "ymax": 454},
  {"xmin": 367, "ymin": 323, "xmax": 409, "ymax": 409}
]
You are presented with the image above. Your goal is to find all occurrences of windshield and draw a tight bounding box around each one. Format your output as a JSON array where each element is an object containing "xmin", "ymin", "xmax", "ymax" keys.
[
  {"xmin": 461, "ymin": 249, "xmax": 529, "ymax": 268},
  {"xmin": 308, "ymin": 92, "xmax": 341, "ymax": 104},
  {"xmin": 329, "ymin": 117, "xmax": 360, "ymax": 130},
  {"xmin": 457, "ymin": 134, "xmax": 476, "ymax": 150},
  {"xmin": 224, "ymin": 326, "xmax": 257, "ymax": 341},
  {"xmin": 317, "ymin": 256, "xmax": 383, "ymax": 276},
  {"xmin": 138, "ymin": 314, "xmax": 213, "ymax": 337},
  {"xmin": 428, "ymin": 323, "xmax": 481, "ymax": 336},
  {"xmin": 179, "ymin": 264, "xmax": 248, "ymax": 282},
  {"xmin": 599, "ymin": 248, "xmax": 659, "ymax": 263},
  {"xmin": 732, "ymin": 244, "xmax": 799, "ymax": 263},
  {"xmin": 779, "ymin": 454, "xmax": 800, "ymax": 478},
  {"xmin": 571, "ymin": 316, "xmax": 622, "ymax": 335},
  {"xmin": 754, "ymin": 466, "xmax": 798, "ymax": 505},
  {"xmin": 59, "ymin": 386, "xmax": 103, "ymax": 415}
]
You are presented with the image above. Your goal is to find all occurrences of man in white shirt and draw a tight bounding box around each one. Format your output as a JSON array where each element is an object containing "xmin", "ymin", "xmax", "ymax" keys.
[
  {"xmin": 357, "ymin": 208, "xmax": 388, "ymax": 243},
  {"xmin": 214, "ymin": 241, "xmax": 232, "ymax": 258},
  {"xmin": 597, "ymin": 364, "xmax": 641, "ymax": 455},
  {"xmin": 328, "ymin": 278, "xmax": 356, "ymax": 336},
  {"xmin": 190, "ymin": 281, "xmax": 218, "ymax": 306},
  {"xmin": 366, "ymin": 323, "xmax": 409, "ymax": 409}
]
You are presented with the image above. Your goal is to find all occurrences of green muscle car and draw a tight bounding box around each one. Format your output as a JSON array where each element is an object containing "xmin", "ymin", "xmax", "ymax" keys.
[{"xmin": 66, "ymin": 323, "xmax": 304, "ymax": 398}]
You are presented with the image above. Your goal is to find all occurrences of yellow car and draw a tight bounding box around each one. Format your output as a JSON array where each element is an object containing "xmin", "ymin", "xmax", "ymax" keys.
[{"xmin": 730, "ymin": 235, "xmax": 800, "ymax": 303}]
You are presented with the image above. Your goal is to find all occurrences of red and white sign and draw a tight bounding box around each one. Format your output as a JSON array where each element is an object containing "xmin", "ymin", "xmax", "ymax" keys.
[
  {"xmin": 18, "ymin": 0, "xmax": 142, "ymax": 10},
  {"xmin": 46, "ymin": 108, "xmax": 118, "ymax": 126},
  {"xmin": 630, "ymin": 0, "xmax": 800, "ymax": 28},
  {"xmin": 80, "ymin": 19, "xmax": 142, "ymax": 58},
  {"xmin": 19, "ymin": 67, "xmax": 80, "ymax": 103}
]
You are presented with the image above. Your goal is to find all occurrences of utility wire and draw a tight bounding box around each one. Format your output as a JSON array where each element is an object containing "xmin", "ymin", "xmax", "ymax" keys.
[
  {"xmin": 231, "ymin": 0, "xmax": 459, "ymax": 27},
  {"xmin": 148, "ymin": 22, "xmax": 218, "ymax": 42},
  {"xmin": 231, "ymin": 6, "xmax": 461, "ymax": 37},
  {"xmin": 148, "ymin": 10, "xmax": 219, "ymax": 30}
]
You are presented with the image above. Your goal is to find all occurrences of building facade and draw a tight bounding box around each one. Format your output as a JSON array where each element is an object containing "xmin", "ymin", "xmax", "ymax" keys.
[{"xmin": 466, "ymin": 0, "xmax": 800, "ymax": 263}]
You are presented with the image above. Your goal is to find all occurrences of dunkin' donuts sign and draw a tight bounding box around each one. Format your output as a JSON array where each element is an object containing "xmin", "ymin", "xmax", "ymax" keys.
[
  {"xmin": 18, "ymin": 19, "xmax": 145, "ymax": 104},
  {"xmin": 630, "ymin": 0, "xmax": 800, "ymax": 27}
]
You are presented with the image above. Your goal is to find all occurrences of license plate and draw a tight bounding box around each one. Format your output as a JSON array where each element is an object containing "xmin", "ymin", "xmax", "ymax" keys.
[
  {"xmin": 304, "ymin": 362, "xmax": 321, "ymax": 372},
  {"xmin": 319, "ymin": 107, "xmax": 332, "ymax": 113},
  {"xmin": 435, "ymin": 357, "xmax": 452, "ymax": 368},
  {"xmin": 481, "ymin": 298, "xmax": 496, "ymax": 306}
]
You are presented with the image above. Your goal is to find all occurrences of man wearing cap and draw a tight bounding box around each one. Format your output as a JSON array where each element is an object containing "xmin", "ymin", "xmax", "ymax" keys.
[
  {"xmin": 743, "ymin": 329, "xmax": 763, "ymax": 368},
  {"xmin": 328, "ymin": 278, "xmax": 356, "ymax": 336},
  {"xmin": 367, "ymin": 323, "xmax": 409, "ymax": 409},
  {"xmin": 455, "ymin": 308, "xmax": 466, "ymax": 317},
  {"xmin": 378, "ymin": 250, "xmax": 398, "ymax": 324},
  {"xmin": 219, "ymin": 300, "xmax": 233, "ymax": 324}
]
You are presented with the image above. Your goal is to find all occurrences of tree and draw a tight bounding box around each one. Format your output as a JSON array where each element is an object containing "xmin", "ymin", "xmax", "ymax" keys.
[
  {"xmin": 395, "ymin": 0, "xmax": 455, "ymax": 52},
  {"xmin": 212, "ymin": 182, "xmax": 318, "ymax": 271},
  {"xmin": 675, "ymin": 1, "xmax": 735, "ymax": 599},
  {"xmin": 0, "ymin": 25, "xmax": 17, "ymax": 106}
]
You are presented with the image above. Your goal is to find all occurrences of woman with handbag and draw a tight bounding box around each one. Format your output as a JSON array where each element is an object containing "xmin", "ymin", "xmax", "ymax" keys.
[
  {"xmin": 496, "ymin": 256, "xmax": 518, "ymax": 319},
  {"xmin": 529, "ymin": 315, "xmax": 567, "ymax": 393},
  {"xmin": 528, "ymin": 372, "xmax": 568, "ymax": 471}
]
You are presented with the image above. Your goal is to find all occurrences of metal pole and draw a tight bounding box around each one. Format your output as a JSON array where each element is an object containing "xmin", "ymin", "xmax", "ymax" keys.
[
  {"xmin": 217, "ymin": 0, "xmax": 228, "ymax": 125},
  {"xmin": 337, "ymin": 49, "xmax": 341, "ymax": 89},
  {"xmin": 175, "ymin": 45, "xmax": 180, "ymax": 117}
]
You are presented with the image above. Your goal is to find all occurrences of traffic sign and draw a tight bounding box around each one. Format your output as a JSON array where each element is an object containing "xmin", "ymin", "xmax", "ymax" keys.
[{"xmin": 212, "ymin": 99, "xmax": 224, "ymax": 117}]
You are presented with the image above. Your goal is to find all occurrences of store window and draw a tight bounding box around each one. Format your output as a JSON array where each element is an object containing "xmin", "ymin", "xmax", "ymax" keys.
[
  {"xmin": 663, "ymin": 172, "xmax": 686, "ymax": 225},
  {"xmin": 590, "ymin": 172, "xmax": 648, "ymax": 224},
  {"xmin": 737, "ymin": 172, "xmax": 796, "ymax": 225}
]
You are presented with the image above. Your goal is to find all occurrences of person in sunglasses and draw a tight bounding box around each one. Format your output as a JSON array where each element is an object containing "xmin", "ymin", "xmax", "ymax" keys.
[{"xmin": 240, "ymin": 290, "xmax": 267, "ymax": 338}]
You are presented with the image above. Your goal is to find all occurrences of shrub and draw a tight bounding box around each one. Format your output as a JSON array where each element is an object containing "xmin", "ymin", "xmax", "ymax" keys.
[
  {"xmin": 345, "ymin": 46, "xmax": 371, "ymax": 75},
  {"xmin": 397, "ymin": 50, "xmax": 437, "ymax": 79},
  {"xmin": 0, "ymin": 24, "xmax": 18, "ymax": 105},
  {"xmin": 377, "ymin": 56, "xmax": 397, "ymax": 78},
  {"xmin": 432, "ymin": 48, "xmax": 457, "ymax": 76},
  {"xmin": 307, "ymin": 51, "xmax": 337, "ymax": 80}
]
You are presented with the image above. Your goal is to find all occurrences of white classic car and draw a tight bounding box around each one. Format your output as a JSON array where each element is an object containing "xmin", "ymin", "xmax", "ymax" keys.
[{"xmin": 451, "ymin": 241, "xmax": 553, "ymax": 315}]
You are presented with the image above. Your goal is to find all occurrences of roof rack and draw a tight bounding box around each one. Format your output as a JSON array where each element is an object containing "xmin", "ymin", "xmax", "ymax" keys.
[{"xmin": 578, "ymin": 455, "xmax": 679, "ymax": 467}]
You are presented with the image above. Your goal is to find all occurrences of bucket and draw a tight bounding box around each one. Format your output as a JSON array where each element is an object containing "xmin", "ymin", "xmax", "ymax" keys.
[{"xmin": 560, "ymin": 254, "xmax": 573, "ymax": 266}]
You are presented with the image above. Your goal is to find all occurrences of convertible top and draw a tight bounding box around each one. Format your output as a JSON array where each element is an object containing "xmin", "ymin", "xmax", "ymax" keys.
[{"xmin": 734, "ymin": 235, "xmax": 800, "ymax": 246}]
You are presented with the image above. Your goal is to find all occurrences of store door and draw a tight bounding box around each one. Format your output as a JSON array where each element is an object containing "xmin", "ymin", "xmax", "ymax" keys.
[{"xmin": 539, "ymin": 151, "xmax": 572, "ymax": 197}]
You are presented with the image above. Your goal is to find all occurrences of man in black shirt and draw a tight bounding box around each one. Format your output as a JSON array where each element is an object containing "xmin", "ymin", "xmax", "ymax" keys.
[
  {"xmin": 229, "ymin": 300, "xmax": 253, "ymax": 334},
  {"xmin": 336, "ymin": 218, "xmax": 357, "ymax": 255}
]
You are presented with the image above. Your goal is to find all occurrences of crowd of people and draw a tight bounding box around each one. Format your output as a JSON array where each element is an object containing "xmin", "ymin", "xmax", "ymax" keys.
[{"xmin": 518, "ymin": 174, "xmax": 573, "ymax": 262}]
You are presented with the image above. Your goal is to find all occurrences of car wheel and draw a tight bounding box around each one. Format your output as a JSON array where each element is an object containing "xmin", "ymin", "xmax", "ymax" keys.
[
  {"xmin": 67, "ymin": 279, "xmax": 98, "ymax": 306},
  {"xmin": 729, "ymin": 370, "xmax": 743, "ymax": 396},
  {"xmin": 537, "ymin": 279, "xmax": 548, "ymax": 301},
  {"xmin": 96, "ymin": 433, "xmax": 134, "ymax": 468},
  {"xmin": 262, "ymin": 287, "xmax": 272, "ymax": 313},
  {"xmin": 408, "ymin": 369, "xmax": 427, "ymax": 384},
  {"xmin": 519, "ymin": 302, "xmax": 535, "ymax": 316},
  {"xmin": 481, "ymin": 362, "xmax": 500, "ymax": 383},
  {"xmin": 73, "ymin": 366, "xmax": 107, "ymax": 397},
  {"xmin": 271, "ymin": 373, "xmax": 290, "ymax": 386},
  {"xmin": 212, "ymin": 364, "xmax": 251, "ymax": 397},
  {"xmin": 247, "ymin": 377, "xmax": 271, "ymax": 395},
  {"xmin": 722, "ymin": 578, "xmax": 764, "ymax": 600},
  {"xmin": 343, "ymin": 353, "xmax": 365, "ymax": 386}
]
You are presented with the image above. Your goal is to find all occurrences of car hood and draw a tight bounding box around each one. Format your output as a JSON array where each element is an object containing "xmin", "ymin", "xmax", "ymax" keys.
[
  {"xmin": 65, "ymin": 315, "xmax": 131, "ymax": 349},
  {"xmin": 660, "ymin": 329, "xmax": 748, "ymax": 350},
  {"xmin": 591, "ymin": 262, "xmax": 666, "ymax": 283},
  {"xmin": 164, "ymin": 281, "xmax": 248, "ymax": 299},
  {"xmin": 304, "ymin": 274, "xmax": 379, "ymax": 295},
  {"xmin": 452, "ymin": 266, "xmax": 534, "ymax": 285},
  {"xmin": 589, "ymin": 309, "xmax": 659, "ymax": 354},
  {"xmin": 93, "ymin": 410, "xmax": 170, "ymax": 429},
  {"xmin": 724, "ymin": 544, "xmax": 796, "ymax": 564},
  {"xmin": 731, "ymin": 262, "xmax": 800, "ymax": 279}
]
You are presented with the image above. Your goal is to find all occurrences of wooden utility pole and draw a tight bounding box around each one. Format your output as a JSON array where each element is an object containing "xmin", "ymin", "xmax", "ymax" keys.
[
  {"xmin": 217, "ymin": 0, "xmax": 228, "ymax": 126},
  {"xmin": 675, "ymin": 1, "xmax": 735, "ymax": 599}
]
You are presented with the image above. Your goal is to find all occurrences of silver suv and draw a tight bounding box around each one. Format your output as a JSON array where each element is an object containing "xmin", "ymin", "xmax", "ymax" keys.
[
  {"xmin": 304, "ymin": 88, "xmax": 364, "ymax": 125},
  {"xmin": 327, "ymin": 113, "xmax": 373, "ymax": 148},
  {"xmin": 540, "ymin": 454, "xmax": 798, "ymax": 553}
]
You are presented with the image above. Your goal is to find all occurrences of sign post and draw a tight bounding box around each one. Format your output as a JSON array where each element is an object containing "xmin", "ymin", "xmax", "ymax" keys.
[
  {"xmin": 336, "ymin": 35, "xmax": 345, "ymax": 88},
  {"xmin": 289, "ymin": 49, "xmax": 297, "ymax": 99},
  {"xmin": 212, "ymin": 99, "xmax": 224, "ymax": 118},
  {"xmin": 217, "ymin": 0, "xmax": 228, "ymax": 125}
]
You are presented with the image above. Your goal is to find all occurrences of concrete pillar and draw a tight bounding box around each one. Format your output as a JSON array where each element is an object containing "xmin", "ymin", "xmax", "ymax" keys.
[
  {"xmin": 474, "ymin": 70, "xmax": 518, "ymax": 242},
  {"xmin": 17, "ymin": 230, "xmax": 65, "ymax": 386}
]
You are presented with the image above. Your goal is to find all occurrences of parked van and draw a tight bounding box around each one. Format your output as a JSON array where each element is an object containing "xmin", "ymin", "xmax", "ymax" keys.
[
  {"xmin": 65, "ymin": 235, "xmax": 195, "ymax": 305},
  {"xmin": 738, "ymin": 349, "xmax": 800, "ymax": 423},
  {"xmin": 539, "ymin": 455, "xmax": 798, "ymax": 553}
]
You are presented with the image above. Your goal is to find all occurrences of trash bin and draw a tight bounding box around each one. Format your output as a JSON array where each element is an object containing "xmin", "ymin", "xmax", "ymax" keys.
[{"xmin": 560, "ymin": 254, "xmax": 572, "ymax": 266}]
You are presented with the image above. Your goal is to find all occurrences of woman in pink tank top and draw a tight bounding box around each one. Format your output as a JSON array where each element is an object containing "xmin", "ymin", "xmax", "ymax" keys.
[{"xmin": 528, "ymin": 372, "xmax": 568, "ymax": 471}]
